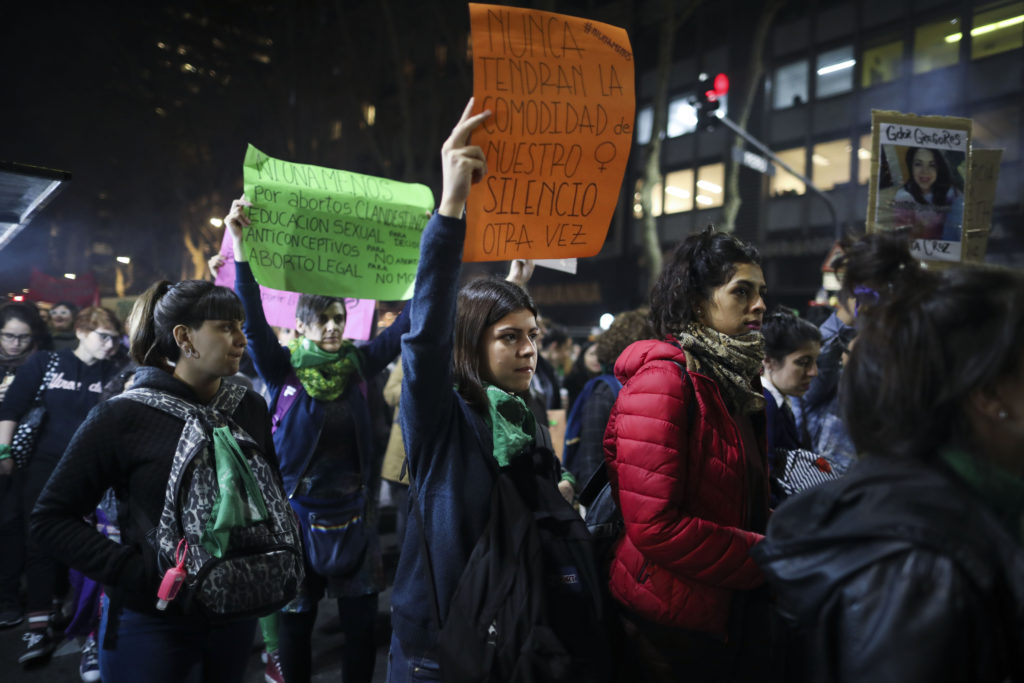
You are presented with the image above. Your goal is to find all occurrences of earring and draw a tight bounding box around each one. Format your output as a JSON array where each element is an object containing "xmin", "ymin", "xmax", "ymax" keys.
[
  {"xmin": 182, "ymin": 345, "xmax": 198, "ymax": 360},
  {"xmin": 998, "ymin": 409, "xmax": 1009, "ymax": 420}
]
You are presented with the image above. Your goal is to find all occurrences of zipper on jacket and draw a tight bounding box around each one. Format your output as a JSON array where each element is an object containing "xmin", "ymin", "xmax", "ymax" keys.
[{"xmin": 636, "ymin": 559, "xmax": 651, "ymax": 584}]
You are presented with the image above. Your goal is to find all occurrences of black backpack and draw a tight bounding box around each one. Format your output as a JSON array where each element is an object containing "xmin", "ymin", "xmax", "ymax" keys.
[{"xmin": 411, "ymin": 411, "xmax": 612, "ymax": 682}]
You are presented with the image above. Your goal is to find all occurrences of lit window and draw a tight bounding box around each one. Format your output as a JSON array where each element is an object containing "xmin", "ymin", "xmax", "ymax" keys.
[
  {"xmin": 862, "ymin": 40, "xmax": 903, "ymax": 87},
  {"xmin": 634, "ymin": 178, "xmax": 665, "ymax": 217},
  {"xmin": 664, "ymin": 169, "xmax": 695, "ymax": 213},
  {"xmin": 636, "ymin": 106, "xmax": 653, "ymax": 145},
  {"xmin": 816, "ymin": 46, "xmax": 855, "ymax": 98},
  {"xmin": 857, "ymin": 133, "xmax": 873, "ymax": 185},
  {"xmin": 973, "ymin": 105, "xmax": 1021, "ymax": 161},
  {"xmin": 967, "ymin": 2, "xmax": 1024, "ymax": 59},
  {"xmin": 812, "ymin": 139, "xmax": 852, "ymax": 191},
  {"xmin": 769, "ymin": 147, "xmax": 807, "ymax": 196},
  {"xmin": 914, "ymin": 17, "xmax": 962, "ymax": 74},
  {"xmin": 362, "ymin": 104, "xmax": 376, "ymax": 127},
  {"xmin": 667, "ymin": 97, "xmax": 697, "ymax": 137},
  {"xmin": 696, "ymin": 164, "xmax": 724, "ymax": 209},
  {"xmin": 330, "ymin": 120, "xmax": 343, "ymax": 141},
  {"xmin": 773, "ymin": 60, "xmax": 809, "ymax": 109}
]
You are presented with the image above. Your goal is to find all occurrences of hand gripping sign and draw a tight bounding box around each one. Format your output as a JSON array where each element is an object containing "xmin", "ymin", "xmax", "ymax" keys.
[{"xmin": 464, "ymin": 4, "xmax": 635, "ymax": 262}]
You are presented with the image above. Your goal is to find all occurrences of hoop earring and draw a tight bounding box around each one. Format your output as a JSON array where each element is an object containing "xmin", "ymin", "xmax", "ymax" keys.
[{"xmin": 182, "ymin": 345, "xmax": 198, "ymax": 360}]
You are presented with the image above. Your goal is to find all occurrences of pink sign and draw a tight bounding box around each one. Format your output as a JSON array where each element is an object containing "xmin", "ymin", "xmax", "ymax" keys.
[{"xmin": 216, "ymin": 233, "xmax": 375, "ymax": 340}]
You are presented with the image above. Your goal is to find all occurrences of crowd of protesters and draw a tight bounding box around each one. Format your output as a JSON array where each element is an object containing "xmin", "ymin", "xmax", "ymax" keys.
[{"xmin": 0, "ymin": 96, "xmax": 1020, "ymax": 683}]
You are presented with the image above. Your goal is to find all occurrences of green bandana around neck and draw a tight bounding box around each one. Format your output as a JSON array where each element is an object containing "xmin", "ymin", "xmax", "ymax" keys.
[
  {"xmin": 940, "ymin": 448, "xmax": 1024, "ymax": 545},
  {"xmin": 483, "ymin": 384, "xmax": 537, "ymax": 467},
  {"xmin": 288, "ymin": 337, "xmax": 363, "ymax": 402},
  {"xmin": 677, "ymin": 322, "xmax": 765, "ymax": 415}
]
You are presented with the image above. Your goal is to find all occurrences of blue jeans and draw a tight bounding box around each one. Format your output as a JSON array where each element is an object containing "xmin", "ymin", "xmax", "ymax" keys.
[
  {"xmin": 386, "ymin": 632, "xmax": 441, "ymax": 682},
  {"xmin": 98, "ymin": 597, "xmax": 256, "ymax": 683}
]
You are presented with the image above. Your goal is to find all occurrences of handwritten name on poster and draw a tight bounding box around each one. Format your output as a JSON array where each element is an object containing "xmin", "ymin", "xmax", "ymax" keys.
[
  {"xmin": 215, "ymin": 232, "xmax": 375, "ymax": 340},
  {"xmin": 867, "ymin": 111, "xmax": 972, "ymax": 265},
  {"xmin": 465, "ymin": 4, "xmax": 635, "ymax": 262},
  {"xmin": 241, "ymin": 144, "xmax": 433, "ymax": 300}
]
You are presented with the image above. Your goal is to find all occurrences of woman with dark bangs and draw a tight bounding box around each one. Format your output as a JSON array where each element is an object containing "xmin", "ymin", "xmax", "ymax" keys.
[{"xmin": 30, "ymin": 281, "xmax": 273, "ymax": 683}]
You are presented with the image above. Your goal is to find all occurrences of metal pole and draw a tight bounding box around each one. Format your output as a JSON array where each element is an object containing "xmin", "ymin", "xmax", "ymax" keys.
[{"xmin": 714, "ymin": 113, "xmax": 842, "ymax": 242}]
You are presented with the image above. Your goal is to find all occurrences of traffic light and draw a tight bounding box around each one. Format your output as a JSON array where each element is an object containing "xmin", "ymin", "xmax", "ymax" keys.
[{"xmin": 696, "ymin": 73, "xmax": 729, "ymax": 130}]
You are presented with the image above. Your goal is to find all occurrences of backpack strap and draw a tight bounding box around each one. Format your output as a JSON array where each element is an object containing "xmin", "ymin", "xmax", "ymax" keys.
[{"xmin": 30, "ymin": 352, "xmax": 60, "ymax": 404}]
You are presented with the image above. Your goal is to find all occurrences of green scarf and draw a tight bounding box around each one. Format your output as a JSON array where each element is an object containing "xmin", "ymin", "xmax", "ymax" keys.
[
  {"xmin": 940, "ymin": 448, "xmax": 1024, "ymax": 545},
  {"xmin": 288, "ymin": 337, "xmax": 364, "ymax": 402},
  {"xmin": 677, "ymin": 322, "xmax": 765, "ymax": 415},
  {"xmin": 483, "ymin": 384, "xmax": 536, "ymax": 467}
]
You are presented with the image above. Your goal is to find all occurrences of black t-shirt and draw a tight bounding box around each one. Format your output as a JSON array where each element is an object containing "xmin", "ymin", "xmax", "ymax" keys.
[{"xmin": 0, "ymin": 349, "xmax": 121, "ymax": 461}]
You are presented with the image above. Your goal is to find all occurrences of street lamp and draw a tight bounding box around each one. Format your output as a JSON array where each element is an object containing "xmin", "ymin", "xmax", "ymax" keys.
[
  {"xmin": 116, "ymin": 256, "xmax": 131, "ymax": 264},
  {"xmin": 209, "ymin": 217, "xmax": 224, "ymax": 227}
]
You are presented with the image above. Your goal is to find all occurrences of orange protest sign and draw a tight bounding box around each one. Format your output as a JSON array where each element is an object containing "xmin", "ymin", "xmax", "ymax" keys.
[{"xmin": 465, "ymin": 3, "xmax": 635, "ymax": 262}]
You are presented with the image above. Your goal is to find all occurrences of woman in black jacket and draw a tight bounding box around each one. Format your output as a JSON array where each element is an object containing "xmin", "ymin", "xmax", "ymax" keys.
[
  {"xmin": 30, "ymin": 281, "xmax": 281, "ymax": 683},
  {"xmin": 754, "ymin": 232, "xmax": 1024, "ymax": 682}
]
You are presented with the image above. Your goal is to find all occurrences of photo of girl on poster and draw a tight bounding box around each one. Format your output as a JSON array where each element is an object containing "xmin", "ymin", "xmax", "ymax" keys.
[{"xmin": 874, "ymin": 120, "xmax": 968, "ymax": 261}]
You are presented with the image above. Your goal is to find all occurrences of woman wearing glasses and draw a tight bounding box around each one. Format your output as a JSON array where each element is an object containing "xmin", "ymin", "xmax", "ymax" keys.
[{"xmin": 0, "ymin": 306, "xmax": 124, "ymax": 668}]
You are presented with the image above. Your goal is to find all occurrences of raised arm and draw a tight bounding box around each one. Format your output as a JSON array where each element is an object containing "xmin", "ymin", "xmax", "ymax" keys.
[
  {"xmin": 225, "ymin": 196, "xmax": 292, "ymax": 386},
  {"xmin": 399, "ymin": 99, "xmax": 490, "ymax": 477}
]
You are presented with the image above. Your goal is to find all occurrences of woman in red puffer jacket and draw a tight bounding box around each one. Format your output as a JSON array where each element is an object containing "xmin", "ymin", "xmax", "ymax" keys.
[{"xmin": 604, "ymin": 226, "xmax": 771, "ymax": 682}]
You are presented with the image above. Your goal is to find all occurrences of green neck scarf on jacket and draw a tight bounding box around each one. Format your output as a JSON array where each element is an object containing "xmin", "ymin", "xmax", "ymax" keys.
[
  {"xmin": 940, "ymin": 448, "xmax": 1024, "ymax": 545},
  {"xmin": 288, "ymin": 337, "xmax": 363, "ymax": 402},
  {"xmin": 483, "ymin": 384, "xmax": 536, "ymax": 467}
]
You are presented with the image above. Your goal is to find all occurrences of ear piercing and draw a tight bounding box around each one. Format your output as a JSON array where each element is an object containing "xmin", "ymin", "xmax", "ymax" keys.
[
  {"xmin": 998, "ymin": 409, "xmax": 1008, "ymax": 421},
  {"xmin": 182, "ymin": 345, "xmax": 198, "ymax": 360}
]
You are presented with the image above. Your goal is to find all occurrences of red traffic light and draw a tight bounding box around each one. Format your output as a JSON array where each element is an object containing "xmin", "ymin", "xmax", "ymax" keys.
[{"xmin": 713, "ymin": 73, "xmax": 729, "ymax": 97}]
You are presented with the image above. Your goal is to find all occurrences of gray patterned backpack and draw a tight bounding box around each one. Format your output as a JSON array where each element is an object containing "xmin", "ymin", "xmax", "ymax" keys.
[{"xmin": 117, "ymin": 383, "xmax": 304, "ymax": 621}]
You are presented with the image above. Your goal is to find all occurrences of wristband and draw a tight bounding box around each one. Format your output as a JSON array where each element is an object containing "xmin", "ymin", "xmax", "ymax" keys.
[{"xmin": 0, "ymin": 444, "xmax": 11, "ymax": 461}]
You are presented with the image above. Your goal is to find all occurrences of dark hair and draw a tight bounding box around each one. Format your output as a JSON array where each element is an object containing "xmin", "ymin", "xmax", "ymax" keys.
[
  {"xmin": 129, "ymin": 280, "xmax": 244, "ymax": 370},
  {"xmin": 649, "ymin": 225, "xmax": 761, "ymax": 339},
  {"xmin": 295, "ymin": 294, "xmax": 346, "ymax": 328},
  {"xmin": 902, "ymin": 146, "xmax": 956, "ymax": 206},
  {"xmin": 596, "ymin": 307, "xmax": 653, "ymax": 367},
  {"xmin": 454, "ymin": 278, "xmax": 538, "ymax": 410},
  {"xmin": 835, "ymin": 229, "xmax": 920, "ymax": 311},
  {"xmin": 50, "ymin": 301, "xmax": 79, "ymax": 315},
  {"xmin": 540, "ymin": 322, "xmax": 569, "ymax": 351},
  {"xmin": 74, "ymin": 306, "xmax": 123, "ymax": 334},
  {"xmin": 762, "ymin": 307, "xmax": 822, "ymax": 363},
  {"xmin": 0, "ymin": 302, "xmax": 52, "ymax": 352},
  {"xmin": 841, "ymin": 242, "xmax": 1024, "ymax": 460}
]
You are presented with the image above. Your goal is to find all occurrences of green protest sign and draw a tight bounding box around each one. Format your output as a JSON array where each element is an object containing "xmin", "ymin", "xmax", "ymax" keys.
[{"xmin": 241, "ymin": 144, "xmax": 434, "ymax": 300}]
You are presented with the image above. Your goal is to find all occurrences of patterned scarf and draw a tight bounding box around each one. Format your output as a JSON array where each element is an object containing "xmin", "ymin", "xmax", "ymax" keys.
[
  {"xmin": 287, "ymin": 337, "xmax": 363, "ymax": 402},
  {"xmin": 483, "ymin": 384, "xmax": 537, "ymax": 467},
  {"xmin": 677, "ymin": 322, "xmax": 765, "ymax": 415}
]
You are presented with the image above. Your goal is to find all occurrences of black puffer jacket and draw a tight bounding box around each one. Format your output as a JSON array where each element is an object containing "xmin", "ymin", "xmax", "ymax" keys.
[{"xmin": 752, "ymin": 455, "xmax": 1024, "ymax": 683}]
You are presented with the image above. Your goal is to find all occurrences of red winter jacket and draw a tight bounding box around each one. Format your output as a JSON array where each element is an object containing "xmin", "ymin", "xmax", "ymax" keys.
[{"xmin": 603, "ymin": 339, "xmax": 766, "ymax": 636}]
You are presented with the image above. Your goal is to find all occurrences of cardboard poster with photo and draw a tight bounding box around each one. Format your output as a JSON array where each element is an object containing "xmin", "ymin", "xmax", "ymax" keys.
[{"xmin": 867, "ymin": 110, "xmax": 972, "ymax": 264}]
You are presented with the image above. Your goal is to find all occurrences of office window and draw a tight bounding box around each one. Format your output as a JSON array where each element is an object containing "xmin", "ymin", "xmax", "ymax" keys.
[
  {"xmin": 861, "ymin": 39, "xmax": 903, "ymax": 87},
  {"xmin": 769, "ymin": 147, "xmax": 807, "ymax": 196},
  {"xmin": 664, "ymin": 169, "xmax": 695, "ymax": 214},
  {"xmin": 969, "ymin": 1, "xmax": 1024, "ymax": 59},
  {"xmin": 636, "ymin": 106, "xmax": 653, "ymax": 145},
  {"xmin": 856, "ymin": 134, "xmax": 873, "ymax": 184},
  {"xmin": 816, "ymin": 46, "xmax": 855, "ymax": 98},
  {"xmin": 773, "ymin": 60, "xmax": 809, "ymax": 108},
  {"xmin": 914, "ymin": 17, "xmax": 962, "ymax": 74},
  {"xmin": 695, "ymin": 164, "xmax": 724, "ymax": 209},
  {"xmin": 973, "ymin": 105, "xmax": 1021, "ymax": 161},
  {"xmin": 812, "ymin": 139, "xmax": 853, "ymax": 191},
  {"xmin": 667, "ymin": 97, "xmax": 698, "ymax": 138}
]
